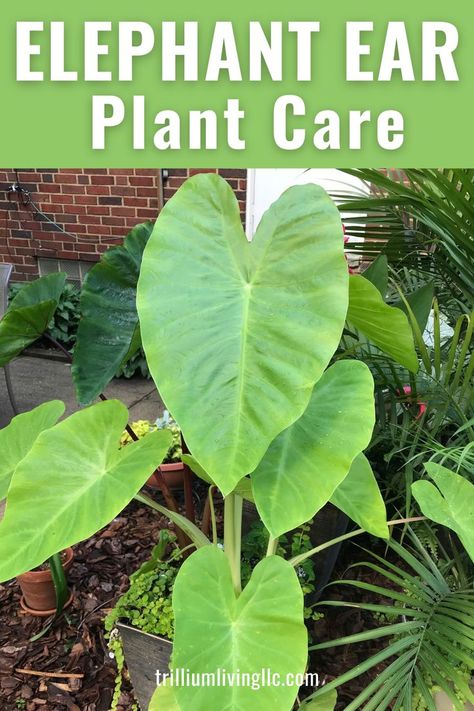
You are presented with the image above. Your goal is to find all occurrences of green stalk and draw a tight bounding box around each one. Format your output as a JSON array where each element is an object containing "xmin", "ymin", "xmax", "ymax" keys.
[
  {"xmin": 224, "ymin": 494, "xmax": 242, "ymax": 595},
  {"xmin": 289, "ymin": 516, "xmax": 426, "ymax": 568},
  {"xmin": 49, "ymin": 552, "xmax": 68, "ymax": 613},
  {"xmin": 266, "ymin": 537, "xmax": 279, "ymax": 557},
  {"xmin": 208, "ymin": 486, "xmax": 218, "ymax": 545},
  {"xmin": 233, "ymin": 495, "xmax": 243, "ymax": 594}
]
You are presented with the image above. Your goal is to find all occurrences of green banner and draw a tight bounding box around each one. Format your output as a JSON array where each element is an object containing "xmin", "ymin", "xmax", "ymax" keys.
[{"xmin": 1, "ymin": 0, "xmax": 471, "ymax": 166}]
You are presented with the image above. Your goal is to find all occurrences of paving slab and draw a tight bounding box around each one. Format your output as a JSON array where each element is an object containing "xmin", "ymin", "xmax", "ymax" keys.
[{"xmin": 0, "ymin": 356, "xmax": 164, "ymax": 429}]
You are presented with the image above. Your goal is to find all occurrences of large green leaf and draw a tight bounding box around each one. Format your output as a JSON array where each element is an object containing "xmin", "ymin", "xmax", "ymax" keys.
[
  {"xmin": 0, "ymin": 400, "xmax": 171, "ymax": 581},
  {"xmin": 330, "ymin": 453, "xmax": 389, "ymax": 539},
  {"xmin": 347, "ymin": 275, "xmax": 418, "ymax": 371},
  {"xmin": 72, "ymin": 222, "xmax": 153, "ymax": 404},
  {"xmin": 149, "ymin": 682, "xmax": 180, "ymax": 710},
  {"xmin": 362, "ymin": 254, "xmax": 388, "ymax": 297},
  {"xmin": 182, "ymin": 454, "xmax": 254, "ymax": 502},
  {"xmin": 137, "ymin": 174, "xmax": 348, "ymax": 495},
  {"xmin": 0, "ymin": 273, "xmax": 66, "ymax": 366},
  {"xmin": 394, "ymin": 281, "xmax": 435, "ymax": 332},
  {"xmin": 251, "ymin": 361, "xmax": 375, "ymax": 538},
  {"xmin": 159, "ymin": 545, "xmax": 307, "ymax": 711},
  {"xmin": 412, "ymin": 463, "xmax": 474, "ymax": 561},
  {"xmin": 0, "ymin": 400, "xmax": 65, "ymax": 501}
]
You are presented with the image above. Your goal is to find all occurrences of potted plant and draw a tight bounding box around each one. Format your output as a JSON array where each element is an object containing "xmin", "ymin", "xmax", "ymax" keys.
[
  {"xmin": 17, "ymin": 548, "xmax": 74, "ymax": 617},
  {"xmin": 0, "ymin": 176, "xmax": 423, "ymax": 710},
  {"xmin": 106, "ymin": 520, "xmax": 322, "ymax": 711},
  {"xmin": 121, "ymin": 413, "xmax": 185, "ymax": 490},
  {"xmin": 105, "ymin": 530, "xmax": 179, "ymax": 711}
]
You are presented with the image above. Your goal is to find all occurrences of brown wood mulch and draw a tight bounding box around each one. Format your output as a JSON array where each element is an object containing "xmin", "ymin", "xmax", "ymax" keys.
[
  {"xmin": 0, "ymin": 500, "xmax": 170, "ymax": 711},
  {"xmin": 1, "ymin": 498, "xmax": 394, "ymax": 711}
]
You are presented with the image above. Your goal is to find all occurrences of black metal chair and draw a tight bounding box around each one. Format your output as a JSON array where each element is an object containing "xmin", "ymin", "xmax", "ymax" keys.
[{"xmin": 0, "ymin": 263, "xmax": 18, "ymax": 414}]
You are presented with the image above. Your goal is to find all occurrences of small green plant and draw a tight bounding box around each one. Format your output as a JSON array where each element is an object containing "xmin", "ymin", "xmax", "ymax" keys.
[
  {"xmin": 121, "ymin": 412, "xmax": 182, "ymax": 463},
  {"xmin": 307, "ymin": 526, "xmax": 474, "ymax": 709},
  {"xmin": 9, "ymin": 280, "xmax": 80, "ymax": 350},
  {"xmin": 115, "ymin": 347, "xmax": 150, "ymax": 379},
  {"xmin": 241, "ymin": 520, "xmax": 320, "ymax": 623},
  {"xmin": 105, "ymin": 558, "xmax": 179, "ymax": 639},
  {"xmin": 105, "ymin": 531, "xmax": 180, "ymax": 711},
  {"xmin": 15, "ymin": 699, "xmax": 27, "ymax": 710},
  {"xmin": 47, "ymin": 282, "xmax": 81, "ymax": 348},
  {"xmin": 155, "ymin": 411, "xmax": 182, "ymax": 463}
]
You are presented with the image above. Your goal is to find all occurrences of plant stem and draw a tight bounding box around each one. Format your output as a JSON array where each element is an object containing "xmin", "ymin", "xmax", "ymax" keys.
[
  {"xmin": 289, "ymin": 516, "xmax": 426, "ymax": 568},
  {"xmin": 44, "ymin": 333, "xmax": 73, "ymax": 362},
  {"xmin": 266, "ymin": 537, "xmax": 279, "ymax": 557},
  {"xmin": 208, "ymin": 486, "xmax": 218, "ymax": 545},
  {"xmin": 49, "ymin": 552, "xmax": 68, "ymax": 613},
  {"xmin": 43, "ymin": 333, "xmax": 141, "ymax": 444},
  {"xmin": 233, "ymin": 495, "xmax": 243, "ymax": 593},
  {"xmin": 224, "ymin": 494, "xmax": 242, "ymax": 595}
]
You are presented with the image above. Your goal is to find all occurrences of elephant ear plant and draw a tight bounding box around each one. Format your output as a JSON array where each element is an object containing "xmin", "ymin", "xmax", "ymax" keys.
[
  {"xmin": 0, "ymin": 272, "xmax": 66, "ymax": 366},
  {"xmin": 0, "ymin": 400, "xmax": 172, "ymax": 582},
  {"xmin": 136, "ymin": 174, "xmax": 405, "ymax": 710},
  {"xmin": 0, "ymin": 175, "xmax": 416, "ymax": 710}
]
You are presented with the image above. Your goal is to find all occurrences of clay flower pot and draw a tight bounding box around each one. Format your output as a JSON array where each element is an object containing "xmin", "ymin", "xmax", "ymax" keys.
[
  {"xmin": 17, "ymin": 547, "xmax": 74, "ymax": 617},
  {"xmin": 147, "ymin": 461, "xmax": 185, "ymax": 490}
]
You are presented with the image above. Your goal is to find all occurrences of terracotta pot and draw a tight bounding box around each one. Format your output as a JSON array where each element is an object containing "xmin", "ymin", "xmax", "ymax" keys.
[
  {"xmin": 147, "ymin": 461, "xmax": 185, "ymax": 490},
  {"xmin": 17, "ymin": 547, "xmax": 74, "ymax": 616},
  {"xmin": 117, "ymin": 622, "xmax": 172, "ymax": 710}
]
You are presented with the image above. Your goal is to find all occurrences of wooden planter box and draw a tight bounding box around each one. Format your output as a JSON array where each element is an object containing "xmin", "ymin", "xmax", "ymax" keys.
[{"xmin": 117, "ymin": 622, "xmax": 173, "ymax": 710}]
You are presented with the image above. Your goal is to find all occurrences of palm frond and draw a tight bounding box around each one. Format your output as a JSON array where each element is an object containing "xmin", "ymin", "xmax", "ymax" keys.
[
  {"xmin": 307, "ymin": 531, "xmax": 474, "ymax": 710},
  {"xmin": 334, "ymin": 169, "xmax": 474, "ymax": 308}
]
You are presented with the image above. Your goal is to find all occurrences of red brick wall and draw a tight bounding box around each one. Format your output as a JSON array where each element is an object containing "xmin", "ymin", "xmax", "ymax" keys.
[
  {"xmin": 0, "ymin": 168, "xmax": 247, "ymax": 281},
  {"xmin": 164, "ymin": 169, "xmax": 247, "ymax": 220}
]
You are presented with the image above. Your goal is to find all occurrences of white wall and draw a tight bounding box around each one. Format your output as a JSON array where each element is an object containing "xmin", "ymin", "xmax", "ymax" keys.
[{"xmin": 246, "ymin": 169, "xmax": 368, "ymax": 238}]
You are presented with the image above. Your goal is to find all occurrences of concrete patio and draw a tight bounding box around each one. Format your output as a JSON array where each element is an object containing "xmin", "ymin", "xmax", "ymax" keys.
[
  {"xmin": 0, "ymin": 355, "xmax": 164, "ymax": 519},
  {"xmin": 0, "ymin": 355, "xmax": 164, "ymax": 429}
]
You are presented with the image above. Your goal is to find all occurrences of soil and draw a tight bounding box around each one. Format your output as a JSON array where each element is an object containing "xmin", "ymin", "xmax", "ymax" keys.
[
  {"xmin": 308, "ymin": 541, "xmax": 397, "ymax": 710},
  {"xmin": 0, "ymin": 498, "xmax": 170, "ymax": 711},
  {"xmin": 1, "ymin": 493, "xmax": 393, "ymax": 711}
]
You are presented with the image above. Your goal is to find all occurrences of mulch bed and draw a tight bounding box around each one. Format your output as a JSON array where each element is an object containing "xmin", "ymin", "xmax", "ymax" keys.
[
  {"xmin": 0, "ymin": 498, "xmax": 171, "ymax": 711},
  {"xmin": 1, "ymin": 496, "xmax": 394, "ymax": 711},
  {"xmin": 309, "ymin": 546, "xmax": 395, "ymax": 710}
]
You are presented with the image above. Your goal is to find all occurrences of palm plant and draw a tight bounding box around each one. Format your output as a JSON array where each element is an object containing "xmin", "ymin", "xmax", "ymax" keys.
[
  {"xmin": 307, "ymin": 528, "xmax": 474, "ymax": 710},
  {"xmin": 335, "ymin": 169, "xmax": 474, "ymax": 311},
  {"xmin": 338, "ymin": 256, "xmax": 473, "ymax": 507}
]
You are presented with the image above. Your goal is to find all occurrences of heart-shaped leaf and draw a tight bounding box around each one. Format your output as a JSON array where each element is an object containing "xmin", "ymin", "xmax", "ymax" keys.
[
  {"xmin": 149, "ymin": 681, "xmax": 180, "ymax": 710},
  {"xmin": 412, "ymin": 463, "xmax": 474, "ymax": 561},
  {"xmin": 362, "ymin": 255, "xmax": 388, "ymax": 297},
  {"xmin": 251, "ymin": 360, "xmax": 375, "ymax": 538},
  {"xmin": 138, "ymin": 174, "xmax": 348, "ymax": 495},
  {"xmin": 72, "ymin": 222, "xmax": 153, "ymax": 404},
  {"xmin": 182, "ymin": 454, "xmax": 254, "ymax": 501},
  {"xmin": 0, "ymin": 273, "xmax": 66, "ymax": 366},
  {"xmin": 0, "ymin": 400, "xmax": 65, "ymax": 501},
  {"xmin": 159, "ymin": 545, "xmax": 307, "ymax": 711},
  {"xmin": 347, "ymin": 275, "xmax": 418, "ymax": 372},
  {"xmin": 330, "ymin": 453, "xmax": 389, "ymax": 539},
  {"xmin": 0, "ymin": 400, "xmax": 172, "ymax": 581},
  {"xmin": 394, "ymin": 281, "xmax": 434, "ymax": 332}
]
